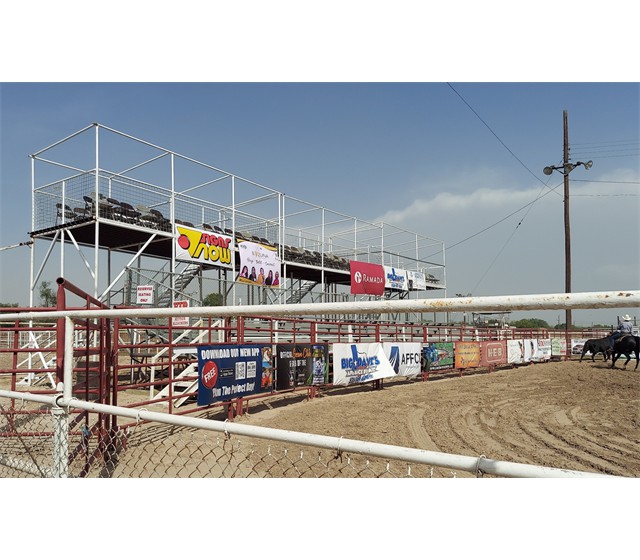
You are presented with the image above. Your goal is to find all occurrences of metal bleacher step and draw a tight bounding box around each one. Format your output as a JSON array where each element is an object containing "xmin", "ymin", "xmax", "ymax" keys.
[{"xmin": 151, "ymin": 362, "xmax": 199, "ymax": 408}]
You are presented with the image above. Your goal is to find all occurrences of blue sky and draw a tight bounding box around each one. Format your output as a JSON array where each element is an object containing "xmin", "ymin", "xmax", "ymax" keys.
[{"xmin": 1, "ymin": 82, "xmax": 638, "ymax": 326}]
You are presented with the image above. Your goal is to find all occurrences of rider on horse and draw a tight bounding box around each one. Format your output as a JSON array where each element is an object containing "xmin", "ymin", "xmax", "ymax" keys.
[{"xmin": 611, "ymin": 314, "xmax": 634, "ymax": 346}]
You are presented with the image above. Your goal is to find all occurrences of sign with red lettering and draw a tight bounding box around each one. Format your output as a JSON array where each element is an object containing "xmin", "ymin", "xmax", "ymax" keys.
[
  {"xmin": 172, "ymin": 300, "xmax": 189, "ymax": 328},
  {"xmin": 136, "ymin": 285, "xmax": 154, "ymax": 305},
  {"xmin": 350, "ymin": 261, "xmax": 385, "ymax": 295}
]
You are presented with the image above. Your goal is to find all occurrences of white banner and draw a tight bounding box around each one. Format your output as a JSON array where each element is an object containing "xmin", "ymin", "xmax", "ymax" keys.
[
  {"xmin": 383, "ymin": 266, "xmax": 408, "ymax": 291},
  {"xmin": 175, "ymin": 225, "xmax": 233, "ymax": 268},
  {"xmin": 536, "ymin": 339, "xmax": 552, "ymax": 361},
  {"xmin": 382, "ymin": 342, "xmax": 422, "ymax": 377},
  {"xmin": 237, "ymin": 240, "xmax": 282, "ymax": 287},
  {"xmin": 507, "ymin": 340, "xmax": 525, "ymax": 364},
  {"xmin": 332, "ymin": 343, "xmax": 396, "ymax": 385},
  {"xmin": 406, "ymin": 270, "xmax": 426, "ymax": 291},
  {"xmin": 172, "ymin": 300, "xmax": 190, "ymax": 328}
]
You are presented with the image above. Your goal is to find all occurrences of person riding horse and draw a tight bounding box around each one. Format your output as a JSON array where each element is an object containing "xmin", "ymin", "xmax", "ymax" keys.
[{"xmin": 611, "ymin": 314, "xmax": 634, "ymax": 346}]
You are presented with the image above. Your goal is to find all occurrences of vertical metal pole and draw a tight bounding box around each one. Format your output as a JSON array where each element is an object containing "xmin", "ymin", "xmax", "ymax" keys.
[
  {"xmin": 232, "ymin": 176, "xmax": 236, "ymax": 306},
  {"xmin": 563, "ymin": 110, "xmax": 572, "ymax": 333},
  {"xmin": 171, "ymin": 153, "xmax": 176, "ymax": 304},
  {"xmin": 94, "ymin": 124, "xmax": 100, "ymax": 299}
]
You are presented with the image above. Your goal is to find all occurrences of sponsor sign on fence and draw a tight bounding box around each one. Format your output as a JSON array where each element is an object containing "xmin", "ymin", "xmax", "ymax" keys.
[
  {"xmin": 454, "ymin": 341, "xmax": 481, "ymax": 369},
  {"xmin": 551, "ymin": 337, "xmax": 568, "ymax": 357},
  {"xmin": 275, "ymin": 344, "xmax": 328, "ymax": 389},
  {"xmin": 332, "ymin": 343, "xmax": 396, "ymax": 385},
  {"xmin": 382, "ymin": 342, "xmax": 422, "ymax": 377},
  {"xmin": 196, "ymin": 344, "xmax": 269, "ymax": 406},
  {"xmin": 423, "ymin": 342, "xmax": 454, "ymax": 371},
  {"xmin": 480, "ymin": 340, "xmax": 507, "ymax": 367}
]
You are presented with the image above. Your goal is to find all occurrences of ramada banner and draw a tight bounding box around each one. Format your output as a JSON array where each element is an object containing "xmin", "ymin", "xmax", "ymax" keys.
[
  {"xmin": 175, "ymin": 225, "xmax": 233, "ymax": 268},
  {"xmin": 349, "ymin": 260, "xmax": 385, "ymax": 295}
]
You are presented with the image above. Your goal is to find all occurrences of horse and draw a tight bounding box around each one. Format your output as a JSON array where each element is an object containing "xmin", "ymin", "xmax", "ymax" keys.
[
  {"xmin": 610, "ymin": 335, "xmax": 640, "ymax": 370},
  {"xmin": 579, "ymin": 336, "xmax": 613, "ymax": 362}
]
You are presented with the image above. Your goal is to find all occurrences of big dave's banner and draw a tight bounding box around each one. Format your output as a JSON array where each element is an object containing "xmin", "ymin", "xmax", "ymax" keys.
[
  {"xmin": 382, "ymin": 342, "xmax": 422, "ymax": 377},
  {"xmin": 197, "ymin": 344, "xmax": 270, "ymax": 406},
  {"xmin": 175, "ymin": 225, "xmax": 233, "ymax": 268},
  {"xmin": 332, "ymin": 343, "xmax": 396, "ymax": 385},
  {"xmin": 237, "ymin": 240, "xmax": 282, "ymax": 287},
  {"xmin": 383, "ymin": 266, "xmax": 408, "ymax": 291}
]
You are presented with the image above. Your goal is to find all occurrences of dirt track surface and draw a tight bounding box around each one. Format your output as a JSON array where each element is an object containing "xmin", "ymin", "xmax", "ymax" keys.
[{"xmin": 233, "ymin": 359, "xmax": 640, "ymax": 477}]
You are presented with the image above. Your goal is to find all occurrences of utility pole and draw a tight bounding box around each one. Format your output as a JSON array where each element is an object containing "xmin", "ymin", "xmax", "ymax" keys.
[{"xmin": 563, "ymin": 109, "xmax": 572, "ymax": 331}]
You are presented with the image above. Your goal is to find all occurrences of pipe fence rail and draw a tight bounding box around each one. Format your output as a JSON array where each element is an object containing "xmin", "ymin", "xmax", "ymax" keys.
[{"xmin": 1, "ymin": 288, "xmax": 637, "ymax": 478}]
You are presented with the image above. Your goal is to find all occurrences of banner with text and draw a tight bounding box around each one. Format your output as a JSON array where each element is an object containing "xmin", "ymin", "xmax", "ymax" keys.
[
  {"xmin": 422, "ymin": 342, "xmax": 455, "ymax": 372},
  {"xmin": 237, "ymin": 240, "xmax": 281, "ymax": 287},
  {"xmin": 406, "ymin": 270, "xmax": 426, "ymax": 291},
  {"xmin": 455, "ymin": 341, "xmax": 481, "ymax": 369},
  {"xmin": 480, "ymin": 340, "xmax": 507, "ymax": 367},
  {"xmin": 383, "ymin": 266, "xmax": 408, "ymax": 291},
  {"xmin": 196, "ymin": 344, "xmax": 269, "ymax": 406},
  {"xmin": 382, "ymin": 342, "xmax": 422, "ymax": 377},
  {"xmin": 175, "ymin": 225, "xmax": 233, "ymax": 268},
  {"xmin": 332, "ymin": 343, "xmax": 396, "ymax": 385},
  {"xmin": 275, "ymin": 344, "xmax": 328, "ymax": 389},
  {"xmin": 349, "ymin": 261, "xmax": 385, "ymax": 295}
]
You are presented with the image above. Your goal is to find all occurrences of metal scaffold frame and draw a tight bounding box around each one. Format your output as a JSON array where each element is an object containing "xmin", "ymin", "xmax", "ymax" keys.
[{"xmin": 27, "ymin": 123, "xmax": 447, "ymax": 322}]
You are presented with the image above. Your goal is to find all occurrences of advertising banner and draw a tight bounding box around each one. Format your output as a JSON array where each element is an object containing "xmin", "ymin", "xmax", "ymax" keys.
[
  {"xmin": 406, "ymin": 270, "xmax": 426, "ymax": 291},
  {"xmin": 523, "ymin": 339, "xmax": 536, "ymax": 362},
  {"xmin": 480, "ymin": 340, "xmax": 507, "ymax": 367},
  {"xmin": 175, "ymin": 225, "xmax": 233, "ymax": 268},
  {"xmin": 136, "ymin": 285, "xmax": 154, "ymax": 305},
  {"xmin": 196, "ymin": 344, "xmax": 269, "ymax": 406},
  {"xmin": 383, "ymin": 266, "xmax": 408, "ymax": 291},
  {"xmin": 349, "ymin": 261, "xmax": 385, "ymax": 295},
  {"xmin": 422, "ymin": 342, "xmax": 455, "ymax": 371},
  {"xmin": 237, "ymin": 240, "xmax": 281, "ymax": 287},
  {"xmin": 382, "ymin": 342, "xmax": 422, "ymax": 377},
  {"xmin": 551, "ymin": 337, "xmax": 568, "ymax": 357},
  {"xmin": 332, "ymin": 343, "xmax": 396, "ymax": 385},
  {"xmin": 275, "ymin": 344, "xmax": 328, "ymax": 389},
  {"xmin": 536, "ymin": 339, "xmax": 552, "ymax": 361},
  {"xmin": 507, "ymin": 340, "xmax": 525, "ymax": 364},
  {"xmin": 455, "ymin": 341, "xmax": 481, "ymax": 369},
  {"xmin": 571, "ymin": 338, "xmax": 588, "ymax": 356}
]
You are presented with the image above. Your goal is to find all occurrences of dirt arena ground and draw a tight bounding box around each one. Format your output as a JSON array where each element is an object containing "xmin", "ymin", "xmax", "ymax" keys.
[{"xmin": 231, "ymin": 358, "xmax": 640, "ymax": 477}]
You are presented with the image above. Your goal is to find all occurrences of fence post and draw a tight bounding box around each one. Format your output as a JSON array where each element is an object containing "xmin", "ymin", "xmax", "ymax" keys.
[{"xmin": 51, "ymin": 404, "xmax": 69, "ymax": 478}]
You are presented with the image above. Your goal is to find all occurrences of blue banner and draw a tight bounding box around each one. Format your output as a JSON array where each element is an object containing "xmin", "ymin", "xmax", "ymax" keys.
[{"xmin": 197, "ymin": 344, "xmax": 271, "ymax": 406}]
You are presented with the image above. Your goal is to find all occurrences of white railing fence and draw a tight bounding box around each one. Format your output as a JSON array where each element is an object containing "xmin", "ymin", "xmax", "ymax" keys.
[{"xmin": 1, "ymin": 289, "xmax": 637, "ymax": 478}]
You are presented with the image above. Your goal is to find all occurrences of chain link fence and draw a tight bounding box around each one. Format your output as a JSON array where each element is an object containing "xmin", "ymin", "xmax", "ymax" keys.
[{"xmin": 0, "ymin": 394, "xmax": 460, "ymax": 478}]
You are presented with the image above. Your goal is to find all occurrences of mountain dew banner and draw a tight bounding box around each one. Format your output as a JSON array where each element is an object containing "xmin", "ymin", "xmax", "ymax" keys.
[
  {"xmin": 275, "ymin": 344, "xmax": 328, "ymax": 389},
  {"xmin": 382, "ymin": 342, "xmax": 422, "ymax": 377},
  {"xmin": 422, "ymin": 342, "xmax": 454, "ymax": 371},
  {"xmin": 332, "ymin": 343, "xmax": 396, "ymax": 385},
  {"xmin": 197, "ymin": 344, "xmax": 270, "ymax": 406}
]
